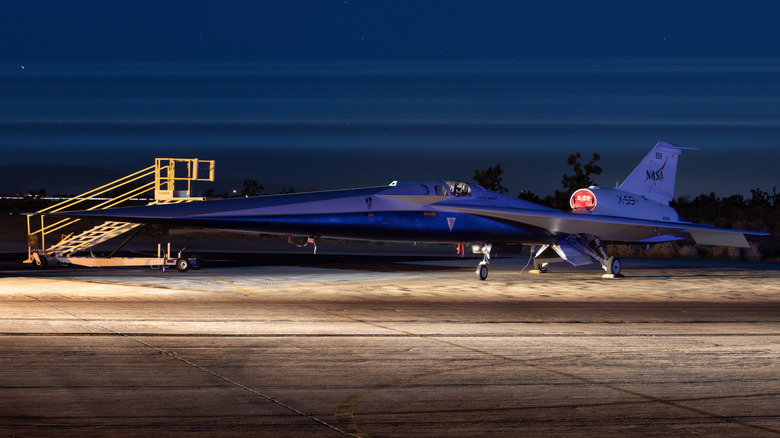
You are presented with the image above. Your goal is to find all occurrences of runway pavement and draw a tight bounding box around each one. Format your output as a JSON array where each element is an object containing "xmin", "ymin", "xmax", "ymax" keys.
[{"xmin": 1, "ymin": 258, "xmax": 779, "ymax": 437}]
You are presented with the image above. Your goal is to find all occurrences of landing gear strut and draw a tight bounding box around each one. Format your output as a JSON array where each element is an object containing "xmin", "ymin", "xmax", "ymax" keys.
[
  {"xmin": 473, "ymin": 244, "xmax": 491, "ymax": 281},
  {"xmin": 587, "ymin": 238, "xmax": 622, "ymax": 276}
]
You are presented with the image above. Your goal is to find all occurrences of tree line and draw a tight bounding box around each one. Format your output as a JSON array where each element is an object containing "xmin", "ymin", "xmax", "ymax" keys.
[
  {"xmin": 474, "ymin": 152, "xmax": 605, "ymax": 211},
  {"xmin": 474, "ymin": 153, "xmax": 778, "ymax": 261}
]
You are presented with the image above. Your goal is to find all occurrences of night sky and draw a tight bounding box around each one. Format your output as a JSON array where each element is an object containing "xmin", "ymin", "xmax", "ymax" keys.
[{"xmin": 2, "ymin": 1, "xmax": 780, "ymax": 197}]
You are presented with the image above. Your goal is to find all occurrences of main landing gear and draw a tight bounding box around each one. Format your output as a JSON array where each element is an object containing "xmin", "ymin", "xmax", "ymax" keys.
[
  {"xmin": 531, "ymin": 236, "xmax": 622, "ymax": 277},
  {"xmin": 533, "ymin": 259, "xmax": 548, "ymax": 273},
  {"xmin": 587, "ymin": 238, "xmax": 622, "ymax": 276},
  {"xmin": 605, "ymin": 255, "xmax": 621, "ymax": 276}
]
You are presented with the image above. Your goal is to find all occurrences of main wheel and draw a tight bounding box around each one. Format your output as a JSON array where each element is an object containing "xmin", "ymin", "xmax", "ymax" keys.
[
  {"xmin": 476, "ymin": 264, "xmax": 488, "ymax": 281},
  {"xmin": 606, "ymin": 256, "xmax": 621, "ymax": 275},
  {"xmin": 175, "ymin": 257, "xmax": 191, "ymax": 272},
  {"xmin": 189, "ymin": 255, "xmax": 202, "ymax": 270},
  {"xmin": 533, "ymin": 260, "xmax": 548, "ymax": 273}
]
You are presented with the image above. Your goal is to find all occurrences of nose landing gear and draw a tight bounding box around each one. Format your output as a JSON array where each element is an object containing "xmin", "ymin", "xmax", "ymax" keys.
[{"xmin": 473, "ymin": 244, "xmax": 491, "ymax": 281}]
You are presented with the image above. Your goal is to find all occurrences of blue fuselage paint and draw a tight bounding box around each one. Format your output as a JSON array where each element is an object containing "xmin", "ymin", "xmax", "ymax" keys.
[
  {"xmin": 56, "ymin": 180, "xmax": 556, "ymax": 244},
  {"xmin": 186, "ymin": 211, "xmax": 542, "ymax": 243}
]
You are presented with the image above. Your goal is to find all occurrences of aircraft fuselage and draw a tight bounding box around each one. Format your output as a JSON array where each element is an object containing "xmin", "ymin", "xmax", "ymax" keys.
[{"xmin": 71, "ymin": 181, "xmax": 558, "ymax": 244}]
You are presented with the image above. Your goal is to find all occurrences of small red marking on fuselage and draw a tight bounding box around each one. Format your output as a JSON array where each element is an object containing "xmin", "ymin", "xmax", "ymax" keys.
[{"xmin": 570, "ymin": 189, "xmax": 597, "ymax": 211}]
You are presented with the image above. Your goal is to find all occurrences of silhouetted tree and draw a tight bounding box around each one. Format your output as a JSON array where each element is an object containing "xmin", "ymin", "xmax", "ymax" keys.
[
  {"xmin": 534, "ymin": 152, "xmax": 603, "ymax": 211},
  {"xmin": 517, "ymin": 190, "xmax": 543, "ymax": 204},
  {"xmin": 241, "ymin": 179, "xmax": 264, "ymax": 197},
  {"xmin": 473, "ymin": 164, "xmax": 508, "ymax": 193},
  {"xmin": 749, "ymin": 187, "xmax": 773, "ymax": 208},
  {"xmin": 561, "ymin": 152, "xmax": 602, "ymax": 191}
]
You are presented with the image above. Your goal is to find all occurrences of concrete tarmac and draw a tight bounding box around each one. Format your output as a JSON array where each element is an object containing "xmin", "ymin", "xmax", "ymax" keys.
[{"xmin": 1, "ymin": 258, "xmax": 779, "ymax": 437}]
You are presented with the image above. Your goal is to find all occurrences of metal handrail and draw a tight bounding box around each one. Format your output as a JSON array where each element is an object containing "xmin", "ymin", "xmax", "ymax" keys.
[
  {"xmin": 38, "ymin": 166, "xmax": 155, "ymax": 214},
  {"xmin": 39, "ymin": 182, "xmax": 155, "ymax": 237}
]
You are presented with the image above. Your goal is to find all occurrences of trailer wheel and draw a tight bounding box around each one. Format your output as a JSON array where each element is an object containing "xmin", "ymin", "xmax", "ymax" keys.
[
  {"xmin": 33, "ymin": 255, "xmax": 48, "ymax": 270},
  {"xmin": 175, "ymin": 257, "xmax": 191, "ymax": 272}
]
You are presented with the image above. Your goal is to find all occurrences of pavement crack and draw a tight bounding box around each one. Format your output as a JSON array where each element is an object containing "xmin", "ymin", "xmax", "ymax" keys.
[
  {"xmin": 306, "ymin": 303, "xmax": 780, "ymax": 436},
  {"xmin": 26, "ymin": 295, "xmax": 358, "ymax": 438}
]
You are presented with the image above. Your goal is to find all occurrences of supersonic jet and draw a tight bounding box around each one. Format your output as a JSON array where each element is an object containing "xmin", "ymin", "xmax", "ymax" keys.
[{"xmin": 49, "ymin": 141, "xmax": 766, "ymax": 280}]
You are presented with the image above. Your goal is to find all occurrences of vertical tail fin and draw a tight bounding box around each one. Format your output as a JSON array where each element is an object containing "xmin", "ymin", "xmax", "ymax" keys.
[{"xmin": 618, "ymin": 141, "xmax": 686, "ymax": 205}]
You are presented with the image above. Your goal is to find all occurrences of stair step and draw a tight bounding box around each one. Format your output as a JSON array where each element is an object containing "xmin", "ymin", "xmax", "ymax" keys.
[{"xmin": 48, "ymin": 221, "xmax": 141, "ymax": 255}]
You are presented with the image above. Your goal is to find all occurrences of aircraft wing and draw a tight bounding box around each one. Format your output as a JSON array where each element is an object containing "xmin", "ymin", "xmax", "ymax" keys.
[{"xmin": 439, "ymin": 205, "xmax": 766, "ymax": 247}]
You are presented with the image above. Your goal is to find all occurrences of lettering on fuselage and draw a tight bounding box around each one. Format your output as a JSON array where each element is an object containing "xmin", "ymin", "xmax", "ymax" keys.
[
  {"xmin": 617, "ymin": 195, "xmax": 637, "ymax": 206},
  {"xmin": 365, "ymin": 196, "xmax": 373, "ymax": 210},
  {"xmin": 570, "ymin": 188, "xmax": 597, "ymax": 211},
  {"xmin": 575, "ymin": 194, "xmax": 593, "ymax": 203}
]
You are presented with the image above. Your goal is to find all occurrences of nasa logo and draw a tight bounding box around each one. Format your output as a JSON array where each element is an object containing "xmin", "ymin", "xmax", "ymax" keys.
[
  {"xmin": 644, "ymin": 155, "xmax": 668, "ymax": 190},
  {"xmin": 646, "ymin": 169, "xmax": 664, "ymax": 182},
  {"xmin": 570, "ymin": 188, "xmax": 597, "ymax": 211}
]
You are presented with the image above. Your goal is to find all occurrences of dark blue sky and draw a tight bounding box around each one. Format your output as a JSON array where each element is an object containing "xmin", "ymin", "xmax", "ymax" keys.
[
  {"xmin": 2, "ymin": 1, "xmax": 779, "ymax": 196},
  {"xmin": 6, "ymin": 1, "xmax": 780, "ymax": 62}
]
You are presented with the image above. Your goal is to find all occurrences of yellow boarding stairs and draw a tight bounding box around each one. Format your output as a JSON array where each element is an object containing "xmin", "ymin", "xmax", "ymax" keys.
[
  {"xmin": 25, "ymin": 158, "xmax": 214, "ymax": 271},
  {"xmin": 45, "ymin": 221, "xmax": 143, "ymax": 257}
]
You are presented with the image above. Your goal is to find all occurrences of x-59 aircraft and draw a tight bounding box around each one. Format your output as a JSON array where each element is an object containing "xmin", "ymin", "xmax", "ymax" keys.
[{"xmin": 51, "ymin": 142, "xmax": 766, "ymax": 280}]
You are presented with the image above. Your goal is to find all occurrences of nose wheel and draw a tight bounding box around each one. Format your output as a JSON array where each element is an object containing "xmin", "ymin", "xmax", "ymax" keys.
[
  {"xmin": 476, "ymin": 262, "xmax": 488, "ymax": 281},
  {"xmin": 473, "ymin": 243, "xmax": 491, "ymax": 281}
]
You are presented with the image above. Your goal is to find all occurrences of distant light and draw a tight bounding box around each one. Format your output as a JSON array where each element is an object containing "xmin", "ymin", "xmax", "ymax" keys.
[{"xmin": 21, "ymin": 65, "xmax": 24, "ymax": 69}]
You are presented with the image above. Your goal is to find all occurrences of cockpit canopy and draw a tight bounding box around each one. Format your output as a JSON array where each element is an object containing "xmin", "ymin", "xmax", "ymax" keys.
[
  {"xmin": 388, "ymin": 180, "xmax": 472, "ymax": 197},
  {"xmin": 445, "ymin": 181, "xmax": 472, "ymax": 197}
]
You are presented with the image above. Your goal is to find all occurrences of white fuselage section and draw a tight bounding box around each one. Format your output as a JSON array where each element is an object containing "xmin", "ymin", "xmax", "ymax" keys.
[{"xmin": 570, "ymin": 187, "xmax": 679, "ymax": 222}]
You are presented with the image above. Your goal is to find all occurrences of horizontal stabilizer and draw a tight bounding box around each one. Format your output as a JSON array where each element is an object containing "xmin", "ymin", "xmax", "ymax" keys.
[{"xmin": 689, "ymin": 229, "xmax": 750, "ymax": 248}]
